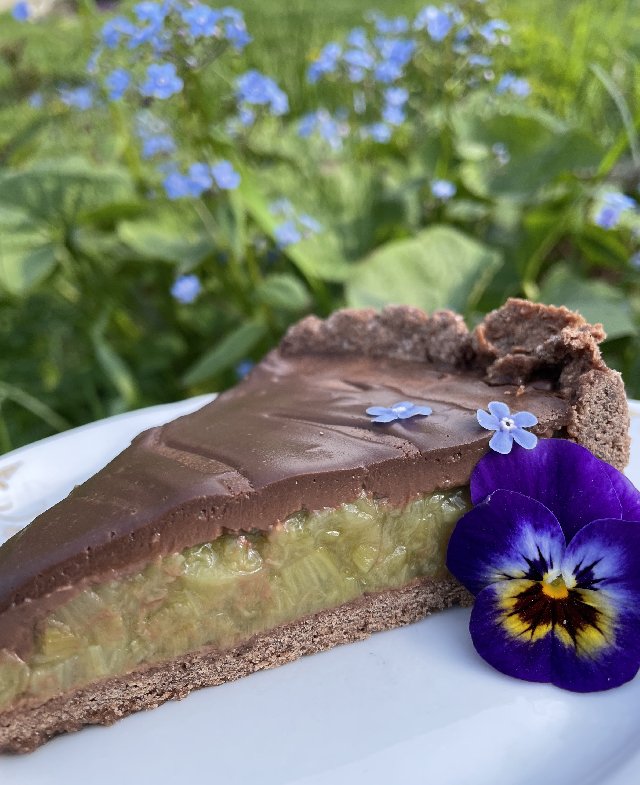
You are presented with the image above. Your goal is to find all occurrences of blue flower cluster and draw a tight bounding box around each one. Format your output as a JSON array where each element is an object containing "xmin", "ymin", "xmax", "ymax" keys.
[
  {"xmin": 303, "ymin": 4, "xmax": 517, "ymax": 146},
  {"xmin": 163, "ymin": 160, "xmax": 240, "ymax": 200},
  {"xmin": 593, "ymin": 192, "xmax": 637, "ymax": 230},
  {"xmin": 269, "ymin": 199, "xmax": 323, "ymax": 248},
  {"xmin": 235, "ymin": 70, "xmax": 289, "ymax": 126}
]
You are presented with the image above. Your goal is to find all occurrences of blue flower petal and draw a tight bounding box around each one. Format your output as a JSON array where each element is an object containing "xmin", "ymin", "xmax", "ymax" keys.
[
  {"xmin": 512, "ymin": 428, "xmax": 538, "ymax": 450},
  {"xmin": 488, "ymin": 401, "xmax": 510, "ymax": 419},
  {"xmin": 371, "ymin": 412, "xmax": 397, "ymax": 423},
  {"xmin": 477, "ymin": 409, "xmax": 500, "ymax": 431},
  {"xmin": 366, "ymin": 406, "xmax": 391, "ymax": 416},
  {"xmin": 411, "ymin": 405, "xmax": 433, "ymax": 417},
  {"xmin": 513, "ymin": 411, "xmax": 538, "ymax": 428},
  {"xmin": 489, "ymin": 430, "xmax": 513, "ymax": 454},
  {"xmin": 446, "ymin": 490, "xmax": 566, "ymax": 596},
  {"xmin": 470, "ymin": 581, "xmax": 554, "ymax": 684},
  {"xmin": 470, "ymin": 439, "xmax": 622, "ymax": 540},
  {"xmin": 554, "ymin": 518, "xmax": 640, "ymax": 691},
  {"xmin": 393, "ymin": 401, "xmax": 416, "ymax": 410},
  {"xmin": 600, "ymin": 463, "xmax": 640, "ymax": 522}
]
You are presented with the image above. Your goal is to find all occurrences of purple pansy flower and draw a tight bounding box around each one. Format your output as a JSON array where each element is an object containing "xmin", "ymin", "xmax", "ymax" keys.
[
  {"xmin": 366, "ymin": 401, "xmax": 433, "ymax": 423},
  {"xmin": 477, "ymin": 401, "xmax": 538, "ymax": 454},
  {"xmin": 447, "ymin": 439, "xmax": 640, "ymax": 692}
]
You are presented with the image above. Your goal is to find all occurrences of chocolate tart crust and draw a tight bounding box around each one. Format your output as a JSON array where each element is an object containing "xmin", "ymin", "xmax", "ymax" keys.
[{"xmin": 0, "ymin": 577, "xmax": 471, "ymax": 754}]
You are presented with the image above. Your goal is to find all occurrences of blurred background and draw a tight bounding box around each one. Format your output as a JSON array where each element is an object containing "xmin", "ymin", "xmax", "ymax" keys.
[{"xmin": 0, "ymin": 0, "xmax": 639, "ymax": 454}]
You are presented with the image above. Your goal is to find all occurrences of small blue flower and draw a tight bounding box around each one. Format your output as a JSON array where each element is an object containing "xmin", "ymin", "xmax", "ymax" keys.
[
  {"xmin": 181, "ymin": 5, "xmax": 220, "ymax": 37},
  {"xmin": 235, "ymin": 360, "xmax": 255, "ymax": 379},
  {"xmin": 594, "ymin": 192, "xmax": 637, "ymax": 230},
  {"xmin": 384, "ymin": 86, "xmax": 409, "ymax": 106},
  {"xmin": 236, "ymin": 70, "xmax": 288, "ymax": 116},
  {"xmin": 140, "ymin": 63, "xmax": 183, "ymax": 100},
  {"xmin": 298, "ymin": 109, "xmax": 346, "ymax": 151},
  {"xmin": 28, "ymin": 92, "xmax": 43, "ymax": 108},
  {"xmin": 105, "ymin": 68, "xmax": 130, "ymax": 101},
  {"xmin": 478, "ymin": 18, "xmax": 510, "ymax": 46},
  {"xmin": 365, "ymin": 122, "xmax": 392, "ymax": 143},
  {"xmin": 431, "ymin": 179, "xmax": 456, "ymax": 200},
  {"xmin": 275, "ymin": 220, "xmax": 302, "ymax": 248},
  {"xmin": 12, "ymin": 1, "xmax": 29, "ymax": 21},
  {"xmin": 344, "ymin": 48, "xmax": 375, "ymax": 70},
  {"xmin": 496, "ymin": 73, "xmax": 530, "ymax": 97},
  {"xmin": 366, "ymin": 401, "xmax": 433, "ymax": 423},
  {"xmin": 382, "ymin": 104, "xmax": 405, "ymax": 126},
  {"xmin": 101, "ymin": 17, "xmax": 137, "ymax": 49},
  {"xmin": 370, "ymin": 14, "xmax": 409, "ymax": 35},
  {"xmin": 171, "ymin": 274, "xmax": 201, "ymax": 304},
  {"xmin": 414, "ymin": 6, "xmax": 454, "ymax": 42},
  {"xmin": 238, "ymin": 106, "xmax": 256, "ymax": 126},
  {"xmin": 141, "ymin": 134, "xmax": 175, "ymax": 158},
  {"xmin": 308, "ymin": 42, "xmax": 342, "ymax": 83},
  {"xmin": 269, "ymin": 198, "xmax": 294, "ymax": 217},
  {"xmin": 298, "ymin": 214, "xmax": 322, "ymax": 235},
  {"xmin": 477, "ymin": 401, "xmax": 538, "ymax": 454},
  {"xmin": 133, "ymin": 1, "xmax": 165, "ymax": 25},
  {"xmin": 468, "ymin": 54, "xmax": 492, "ymax": 67},
  {"xmin": 211, "ymin": 160, "xmax": 240, "ymax": 190},
  {"xmin": 187, "ymin": 162, "xmax": 213, "ymax": 193},
  {"xmin": 163, "ymin": 163, "xmax": 212, "ymax": 200},
  {"xmin": 221, "ymin": 7, "xmax": 251, "ymax": 50},
  {"xmin": 347, "ymin": 27, "xmax": 368, "ymax": 48},
  {"xmin": 59, "ymin": 86, "xmax": 94, "ymax": 111}
]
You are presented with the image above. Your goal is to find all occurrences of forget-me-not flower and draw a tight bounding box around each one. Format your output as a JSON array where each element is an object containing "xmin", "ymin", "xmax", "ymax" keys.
[
  {"xmin": 308, "ymin": 42, "xmax": 342, "ymax": 83},
  {"xmin": 171, "ymin": 274, "xmax": 201, "ymax": 304},
  {"xmin": 477, "ymin": 401, "xmax": 538, "ymax": 454},
  {"xmin": 101, "ymin": 17, "xmax": 136, "ymax": 48},
  {"xmin": 431, "ymin": 179, "xmax": 456, "ymax": 200},
  {"xmin": 141, "ymin": 134, "xmax": 175, "ymax": 158},
  {"xmin": 59, "ymin": 86, "xmax": 94, "ymax": 111},
  {"xmin": 496, "ymin": 73, "xmax": 531, "ymax": 97},
  {"xmin": 12, "ymin": 1, "xmax": 29, "ymax": 21},
  {"xmin": 140, "ymin": 63, "xmax": 183, "ymax": 99},
  {"xmin": 181, "ymin": 4, "xmax": 220, "ymax": 37},
  {"xmin": 367, "ymin": 401, "xmax": 433, "ymax": 423},
  {"xmin": 594, "ymin": 192, "xmax": 637, "ymax": 230},
  {"xmin": 211, "ymin": 161, "xmax": 241, "ymax": 190},
  {"xmin": 105, "ymin": 69, "xmax": 130, "ymax": 101},
  {"xmin": 236, "ymin": 70, "xmax": 288, "ymax": 116},
  {"xmin": 414, "ymin": 6, "xmax": 455, "ymax": 41}
]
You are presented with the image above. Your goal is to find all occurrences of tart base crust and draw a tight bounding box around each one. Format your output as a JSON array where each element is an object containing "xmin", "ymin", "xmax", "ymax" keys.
[{"xmin": 0, "ymin": 576, "xmax": 470, "ymax": 754}]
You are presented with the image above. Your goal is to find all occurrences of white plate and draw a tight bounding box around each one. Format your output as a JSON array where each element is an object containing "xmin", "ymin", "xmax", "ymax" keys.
[{"xmin": 1, "ymin": 399, "xmax": 639, "ymax": 785}]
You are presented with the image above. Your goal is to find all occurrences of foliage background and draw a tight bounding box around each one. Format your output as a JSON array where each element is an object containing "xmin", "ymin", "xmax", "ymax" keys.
[{"xmin": 1, "ymin": 0, "xmax": 640, "ymax": 454}]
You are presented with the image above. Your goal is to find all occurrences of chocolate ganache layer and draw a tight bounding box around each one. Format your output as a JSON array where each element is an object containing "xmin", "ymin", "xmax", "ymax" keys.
[{"xmin": 0, "ymin": 299, "xmax": 628, "ymax": 625}]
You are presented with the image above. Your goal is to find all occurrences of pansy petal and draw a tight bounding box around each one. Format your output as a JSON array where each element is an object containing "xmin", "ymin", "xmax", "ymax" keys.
[
  {"xmin": 600, "ymin": 462, "xmax": 640, "ymax": 522},
  {"xmin": 562, "ymin": 517, "xmax": 640, "ymax": 596},
  {"xmin": 553, "ymin": 518, "xmax": 640, "ymax": 691},
  {"xmin": 446, "ymin": 490, "xmax": 565, "ymax": 595},
  {"xmin": 366, "ymin": 406, "xmax": 389, "ymax": 416},
  {"xmin": 470, "ymin": 581, "xmax": 553, "ymax": 684},
  {"xmin": 512, "ymin": 428, "xmax": 538, "ymax": 450},
  {"xmin": 489, "ymin": 430, "xmax": 513, "ymax": 454},
  {"xmin": 470, "ymin": 439, "xmax": 622, "ymax": 540},
  {"xmin": 488, "ymin": 401, "xmax": 510, "ymax": 419},
  {"xmin": 512, "ymin": 411, "xmax": 538, "ymax": 428},
  {"xmin": 477, "ymin": 409, "xmax": 500, "ymax": 430}
]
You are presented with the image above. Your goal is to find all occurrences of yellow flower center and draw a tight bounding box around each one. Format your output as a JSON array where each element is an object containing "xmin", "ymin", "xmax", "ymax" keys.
[{"xmin": 541, "ymin": 575, "xmax": 569, "ymax": 600}]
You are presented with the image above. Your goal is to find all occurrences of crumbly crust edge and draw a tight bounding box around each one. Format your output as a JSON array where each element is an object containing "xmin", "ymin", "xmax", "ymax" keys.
[{"xmin": 281, "ymin": 298, "xmax": 630, "ymax": 469}]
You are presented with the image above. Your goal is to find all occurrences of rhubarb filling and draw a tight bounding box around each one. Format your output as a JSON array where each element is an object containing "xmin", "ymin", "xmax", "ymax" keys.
[{"xmin": 0, "ymin": 488, "xmax": 469, "ymax": 711}]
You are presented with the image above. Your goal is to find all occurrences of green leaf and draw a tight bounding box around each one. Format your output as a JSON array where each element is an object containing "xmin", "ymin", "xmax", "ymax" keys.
[
  {"xmin": 182, "ymin": 319, "xmax": 267, "ymax": 387},
  {"xmin": 117, "ymin": 219, "xmax": 215, "ymax": 267},
  {"xmin": 255, "ymin": 273, "xmax": 311, "ymax": 313},
  {"xmin": 91, "ymin": 316, "xmax": 140, "ymax": 409},
  {"xmin": 538, "ymin": 264, "xmax": 636, "ymax": 340},
  {"xmin": 346, "ymin": 226, "xmax": 502, "ymax": 313},
  {"xmin": 236, "ymin": 165, "xmax": 352, "ymax": 282},
  {"xmin": 454, "ymin": 107, "xmax": 602, "ymax": 200},
  {"xmin": 0, "ymin": 159, "xmax": 135, "ymax": 226},
  {"xmin": 0, "ymin": 232, "xmax": 58, "ymax": 295}
]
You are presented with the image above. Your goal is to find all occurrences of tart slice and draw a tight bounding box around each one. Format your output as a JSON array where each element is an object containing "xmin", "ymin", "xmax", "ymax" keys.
[{"xmin": 0, "ymin": 299, "xmax": 629, "ymax": 753}]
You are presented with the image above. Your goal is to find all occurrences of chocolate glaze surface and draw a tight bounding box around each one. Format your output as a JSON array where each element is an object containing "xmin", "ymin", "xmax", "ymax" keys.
[{"xmin": 0, "ymin": 349, "xmax": 569, "ymax": 618}]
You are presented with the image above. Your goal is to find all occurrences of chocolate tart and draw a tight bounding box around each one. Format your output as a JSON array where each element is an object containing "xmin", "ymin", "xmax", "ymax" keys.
[{"xmin": 0, "ymin": 299, "xmax": 629, "ymax": 753}]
